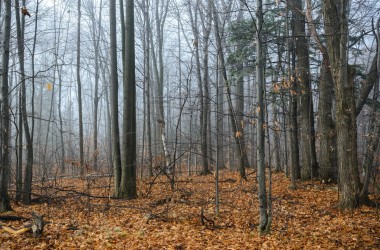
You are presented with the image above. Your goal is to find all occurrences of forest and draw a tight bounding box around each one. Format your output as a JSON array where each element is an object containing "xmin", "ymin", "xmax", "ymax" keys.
[{"xmin": 0, "ymin": 0, "xmax": 379, "ymax": 249}]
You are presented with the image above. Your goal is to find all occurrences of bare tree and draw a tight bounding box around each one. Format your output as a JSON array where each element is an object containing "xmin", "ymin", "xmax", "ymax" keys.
[{"xmin": 212, "ymin": 0, "xmax": 249, "ymax": 179}]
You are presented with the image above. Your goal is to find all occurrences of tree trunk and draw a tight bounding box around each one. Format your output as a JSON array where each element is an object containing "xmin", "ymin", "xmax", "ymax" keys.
[
  {"xmin": 216, "ymin": 57, "xmax": 225, "ymax": 169},
  {"xmin": 142, "ymin": 0, "xmax": 153, "ymax": 177},
  {"xmin": 0, "ymin": 0, "xmax": 12, "ymax": 212},
  {"xmin": 290, "ymin": 0, "xmax": 316, "ymax": 180},
  {"xmin": 90, "ymin": 0, "xmax": 103, "ymax": 171},
  {"xmin": 187, "ymin": 0, "xmax": 207, "ymax": 175},
  {"xmin": 200, "ymin": 1, "xmax": 212, "ymax": 175},
  {"xmin": 77, "ymin": 0, "xmax": 84, "ymax": 174},
  {"xmin": 318, "ymin": 58, "xmax": 337, "ymax": 182},
  {"xmin": 289, "ymin": 34, "xmax": 300, "ymax": 186},
  {"xmin": 322, "ymin": 0, "xmax": 361, "ymax": 208},
  {"xmin": 212, "ymin": 0, "xmax": 249, "ymax": 179},
  {"xmin": 359, "ymin": 22, "xmax": 380, "ymax": 204},
  {"xmin": 305, "ymin": 0, "xmax": 337, "ymax": 182},
  {"xmin": 15, "ymin": 0, "xmax": 34, "ymax": 204},
  {"xmin": 234, "ymin": 3, "xmax": 250, "ymax": 174},
  {"xmin": 255, "ymin": 0, "xmax": 269, "ymax": 234},
  {"xmin": 120, "ymin": 0, "xmax": 137, "ymax": 198},
  {"xmin": 16, "ymin": 90, "xmax": 23, "ymax": 202},
  {"xmin": 110, "ymin": 0, "xmax": 122, "ymax": 197},
  {"xmin": 272, "ymin": 94, "xmax": 281, "ymax": 172},
  {"xmin": 151, "ymin": 0, "xmax": 171, "ymax": 178}
]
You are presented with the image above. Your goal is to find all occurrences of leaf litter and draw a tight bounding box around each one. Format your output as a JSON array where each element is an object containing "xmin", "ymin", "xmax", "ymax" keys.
[{"xmin": 0, "ymin": 170, "xmax": 379, "ymax": 249}]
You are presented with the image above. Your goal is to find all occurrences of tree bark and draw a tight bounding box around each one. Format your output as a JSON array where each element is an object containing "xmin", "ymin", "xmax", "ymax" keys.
[
  {"xmin": 290, "ymin": 0, "xmax": 317, "ymax": 180},
  {"xmin": 0, "ymin": 0, "xmax": 12, "ymax": 212},
  {"xmin": 120, "ymin": 0, "xmax": 137, "ymax": 198},
  {"xmin": 110, "ymin": 0, "xmax": 122, "ymax": 197},
  {"xmin": 151, "ymin": 0, "xmax": 171, "ymax": 178},
  {"xmin": 142, "ymin": 0, "xmax": 153, "ymax": 177},
  {"xmin": 322, "ymin": 0, "xmax": 361, "ymax": 208},
  {"xmin": 318, "ymin": 58, "xmax": 338, "ymax": 182},
  {"xmin": 15, "ymin": 0, "xmax": 34, "ymax": 203},
  {"xmin": 200, "ymin": 1, "xmax": 212, "ymax": 175},
  {"xmin": 359, "ymin": 19, "xmax": 380, "ymax": 204},
  {"xmin": 255, "ymin": 0, "xmax": 270, "ymax": 234},
  {"xmin": 77, "ymin": 0, "xmax": 84, "ymax": 174},
  {"xmin": 305, "ymin": 0, "xmax": 337, "ymax": 182}
]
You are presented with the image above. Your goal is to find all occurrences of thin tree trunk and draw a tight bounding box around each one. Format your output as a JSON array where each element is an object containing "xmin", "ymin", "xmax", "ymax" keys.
[
  {"xmin": 145, "ymin": 1, "xmax": 153, "ymax": 177},
  {"xmin": 90, "ymin": 0, "xmax": 103, "ymax": 171},
  {"xmin": 17, "ymin": 90, "xmax": 23, "ymax": 202},
  {"xmin": 77, "ymin": 0, "xmax": 84, "ymax": 174},
  {"xmin": 255, "ymin": 0, "xmax": 269, "ymax": 234},
  {"xmin": 188, "ymin": 0, "xmax": 207, "ymax": 174},
  {"xmin": 110, "ymin": 0, "xmax": 122, "ymax": 197},
  {"xmin": 212, "ymin": 0, "xmax": 249, "ymax": 179}
]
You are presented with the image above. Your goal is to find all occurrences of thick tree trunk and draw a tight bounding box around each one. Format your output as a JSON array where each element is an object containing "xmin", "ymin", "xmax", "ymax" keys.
[
  {"xmin": 290, "ymin": 0, "xmax": 317, "ymax": 180},
  {"xmin": 290, "ymin": 50, "xmax": 300, "ymax": 185},
  {"xmin": 359, "ymin": 24, "xmax": 380, "ymax": 204},
  {"xmin": 200, "ymin": 2, "xmax": 212, "ymax": 175},
  {"xmin": 318, "ymin": 59, "xmax": 337, "ymax": 182},
  {"xmin": 305, "ymin": 0, "xmax": 337, "ymax": 183},
  {"xmin": 120, "ymin": 0, "xmax": 137, "ymax": 198},
  {"xmin": 0, "ymin": 0, "xmax": 12, "ymax": 212},
  {"xmin": 15, "ymin": 0, "xmax": 34, "ymax": 204},
  {"xmin": 323, "ymin": 0, "xmax": 361, "ymax": 208}
]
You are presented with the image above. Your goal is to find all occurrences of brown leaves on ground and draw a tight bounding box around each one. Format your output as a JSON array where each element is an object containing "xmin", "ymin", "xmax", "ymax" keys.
[{"xmin": 0, "ymin": 170, "xmax": 379, "ymax": 249}]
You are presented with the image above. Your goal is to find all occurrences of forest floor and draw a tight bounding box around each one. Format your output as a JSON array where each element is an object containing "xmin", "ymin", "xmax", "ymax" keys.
[{"xmin": 0, "ymin": 170, "xmax": 379, "ymax": 249}]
